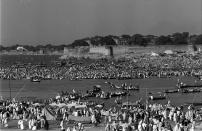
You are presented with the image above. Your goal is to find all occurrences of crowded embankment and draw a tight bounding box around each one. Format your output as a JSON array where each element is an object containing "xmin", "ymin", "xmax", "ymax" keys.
[{"xmin": 1, "ymin": 53, "xmax": 202, "ymax": 131}]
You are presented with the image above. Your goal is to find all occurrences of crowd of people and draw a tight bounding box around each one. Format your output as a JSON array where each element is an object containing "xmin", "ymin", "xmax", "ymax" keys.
[
  {"xmin": 1, "ymin": 54, "xmax": 202, "ymax": 80},
  {"xmin": 103, "ymin": 101, "xmax": 202, "ymax": 131},
  {"xmin": 1, "ymin": 93, "xmax": 202, "ymax": 131},
  {"xmin": 0, "ymin": 100, "xmax": 49, "ymax": 130},
  {"xmin": 1, "ymin": 53, "xmax": 202, "ymax": 130}
]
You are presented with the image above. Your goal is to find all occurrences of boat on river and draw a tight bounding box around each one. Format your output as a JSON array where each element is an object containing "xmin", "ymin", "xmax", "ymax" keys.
[
  {"xmin": 30, "ymin": 76, "xmax": 41, "ymax": 82},
  {"xmin": 181, "ymin": 88, "xmax": 201, "ymax": 93},
  {"xmin": 176, "ymin": 80, "xmax": 202, "ymax": 89},
  {"xmin": 164, "ymin": 89, "xmax": 179, "ymax": 93},
  {"xmin": 186, "ymin": 102, "xmax": 202, "ymax": 106},
  {"xmin": 148, "ymin": 94, "xmax": 166, "ymax": 101},
  {"xmin": 122, "ymin": 85, "xmax": 140, "ymax": 91},
  {"xmin": 110, "ymin": 91, "xmax": 128, "ymax": 97}
]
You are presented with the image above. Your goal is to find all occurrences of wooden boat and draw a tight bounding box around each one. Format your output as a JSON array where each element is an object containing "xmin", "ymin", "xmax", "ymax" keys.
[
  {"xmin": 186, "ymin": 102, "xmax": 202, "ymax": 106},
  {"xmin": 176, "ymin": 81, "xmax": 202, "ymax": 89},
  {"xmin": 123, "ymin": 85, "xmax": 139, "ymax": 91},
  {"xmin": 164, "ymin": 89, "xmax": 179, "ymax": 93},
  {"xmin": 109, "ymin": 84, "xmax": 121, "ymax": 89},
  {"xmin": 98, "ymin": 92, "xmax": 110, "ymax": 99},
  {"xmin": 181, "ymin": 88, "xmax": 201, "ymax": 93},
  {"xmin": 83, "ymin": 91, "xmax": 96, "ymax": 98},
  {"xmin": 118, "ymin": 77, "xmax": 132, "ymax": 80},
  {"xmin": 43, "ymin": 77, "xmax": 52, "ymax": 80},
  {"xmin": 70, "ymin": 78, "xmax": 81, "ymax": 81},
  {"xmin": 110, "ymin": 91, "xmax": 128, "ymax": 97},
  {"xmin": 68, "ymin": 94, "xmax": 80, "ymax": 101},
  {"xmin": 100, "ymin": 95, "xmax": 110, "ymax": 99},
  {"xmin": 148, "ymin": 94, "xmax": 166, "ymax": 101},
  {"xmin": 92, "ymin": 85, "xmax": 101, "ymax": 93},
  {"xmin": 30, "ymin": 77, "xmax": 41, "ymax": 82}
]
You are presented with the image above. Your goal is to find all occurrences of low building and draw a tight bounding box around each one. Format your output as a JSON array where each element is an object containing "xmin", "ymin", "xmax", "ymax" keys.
[{"xmin": 89, "ymin": 46, "xmax": 110, "ymax": 56}]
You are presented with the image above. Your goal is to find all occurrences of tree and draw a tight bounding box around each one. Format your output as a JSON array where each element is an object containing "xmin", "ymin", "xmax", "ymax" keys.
[
  {"xmin": 155, "ymin": 35, "xmax": 173, "ymax": 45},
  {"xmin": 100, "ymin": 36, "xmax": 116, "ymax": 46},
  {"xmin": 70, "ymin": 40, "xmax": 89, "ymax": 47},
  {"xmin": 129, "ymin": 34, "xmax": 148, "ymax": 46},
  {"xmin": 0, "ymin": 45, "xmax": 5, "ymax": 51},
  {"xmin": 172, "ymin": 32, "xmax": 189, "ymax": 45},
  {"xmin": 121, "ymin": 34, "xmax": 131, "ymax": 39},
  {"xmin": 193, "ymin": 35, "xmax": 202, "ymax": 45}
]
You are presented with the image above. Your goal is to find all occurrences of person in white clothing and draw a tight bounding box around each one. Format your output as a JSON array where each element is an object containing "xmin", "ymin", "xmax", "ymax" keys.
[
  {"xmin": 66, "ymin": 127, "xmax": 71, "ymax": 131},
  {"xmin": 72, "ymin": 125, "xmax": 77, "ymax": 131},
  {"xmin": 173, "ymin": 123, "xmax": 181, "ymax": 131},
  {"xmin": 60, "ymin": 120, "xmax": 65, "ymax": 131},
  {"xmin": 28, "ymin": 119, "xmax": 32, "ymax": 130},
  {"xmin": 189, "ymin": 121, "xmax": 195, "ymax": 131},
  {"xmin": 31, "ymin": 119, "xmax": 37, "ymax": 130},
  {"xmin": 18, "ymin": 119, "xmax": 25, "ymax": 130}
]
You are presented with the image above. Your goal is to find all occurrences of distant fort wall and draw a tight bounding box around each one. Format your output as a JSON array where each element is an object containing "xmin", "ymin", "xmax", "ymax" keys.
[{"xmin": 63, "ymin": 45, "xmax": 202, "ymax": 58}]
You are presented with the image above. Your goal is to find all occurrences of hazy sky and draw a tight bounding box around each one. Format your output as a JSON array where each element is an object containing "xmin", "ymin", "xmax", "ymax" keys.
[{"xmin": 1, "ymin": 0, "xmax": 202, "ymax": 46}]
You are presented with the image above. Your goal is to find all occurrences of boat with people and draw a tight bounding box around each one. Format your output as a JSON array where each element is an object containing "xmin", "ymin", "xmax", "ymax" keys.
[
  {"xmin": 96, "ymin": 91, "xmax": 110, "ymax": 99},
  {"xmin": 106, "ymin": 82, "xmax": 140, "ymax": 91},
  {"xmin": 122, "ymin": 85, "xmax": 140, "ymax": 91},
  {"xmin": 120, "ymin": 83, "xmax": 140, "ymax": 91},
  {"xmin": 83, "ymin": 91, "xmax": 97, "ymax": 98},
  {"xmin": 69, "ymin": 77, "xmax": 82, "ymax": 81},
  {"xmin": 30, "ymin": 76, "xmax": 41, "ymax": 82},
  {"xmin": 107, "ymin": 82, "xmax": 122, "ymax": 89},
  {"xmin": 83, "ymin": 85, "xmax": 102, "ymax": 99},
  {"xmin": 110, "ymin": 91, "xmax": 128, "ymax": 97},
  {"xmin": 181, "ymin": 88, "xmax": 201, "ymax": 93},
  {"xmin": 164, "ymin": 89, "xmax": 180, "ymax": 93},
  {"xmin": 148, "ymin": 93, "xmax": 166, "ymax": 101},
  {"xmin": 92, "ymin": 85, "xmax": 102, "ymax": 92},
  {"xmin": 176, "ymin": 80, "xmax": 202, "ymax": 89},
  {"xmin": 186, "ymin": 102, "xmax": 202, "ymax": 106}
]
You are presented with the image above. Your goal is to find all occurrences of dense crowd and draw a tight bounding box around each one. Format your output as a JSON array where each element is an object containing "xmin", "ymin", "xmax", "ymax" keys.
[
  {"xmin": 1, "ymin": 92, "xmax": 202, "ymax": 131},
  {"xmin": 1, "ymin": 54, "xmax": 202, "ymax": 80},
  {"xmin": 1, "ymin": 53, "xmax": 202, "ymax": 130}
]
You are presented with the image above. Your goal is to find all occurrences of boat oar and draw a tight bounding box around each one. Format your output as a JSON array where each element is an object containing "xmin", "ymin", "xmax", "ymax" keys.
[{"xmin": 13, "ymin": 80, "xmax": 27, "ymax": 99}]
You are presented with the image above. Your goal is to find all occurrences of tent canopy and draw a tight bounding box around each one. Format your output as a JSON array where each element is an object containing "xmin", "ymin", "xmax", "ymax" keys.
[
  {"xmin": 42, "ymin": 106, "xmax": 56, "ymax": 120},
  {"xmin": 151, "ymin": 52, "xmax": 159, "ymax": 56},
  {"xmin": 164, "ymin": 50, "xmax": 173, "ymax": 55}
]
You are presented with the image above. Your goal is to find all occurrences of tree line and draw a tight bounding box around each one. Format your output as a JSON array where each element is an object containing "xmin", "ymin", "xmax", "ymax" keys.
[{"xmin": 1, "ymin": 32, "xmax": 202, "ymax": 52}]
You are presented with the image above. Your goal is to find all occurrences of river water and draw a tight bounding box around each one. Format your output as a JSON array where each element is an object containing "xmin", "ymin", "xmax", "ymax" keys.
[{"xmin": 1, "ymin": 76, "xmax": 202, "ymax": 107}]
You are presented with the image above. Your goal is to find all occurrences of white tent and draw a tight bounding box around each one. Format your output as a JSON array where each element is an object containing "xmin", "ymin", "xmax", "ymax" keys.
[
  {"xmin": 164, "ymin": 50, "xmax": 173, "ymax": 55},
  {"xmin": 151, "ymin": 52, "xmax": 159, "ymax": 56},
  {"xmin": 17, "ymin": 46, "xmax": 27, "ymax": 51},
  {"xmin": 42, "ymin": 107, "xmax": 56, "ymax": 120},
  {"xmin": 59, "ymin": 55, "xmax": 68, "ymax": 59}
]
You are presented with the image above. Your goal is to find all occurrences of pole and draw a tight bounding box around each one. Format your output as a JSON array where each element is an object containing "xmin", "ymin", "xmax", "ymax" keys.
[
  {"xmin": 127, "ymin": 85, "xmax": 129, "ymax": 111},
  {"xmin": 146, "ymin": 88, "xmax": 147, "ymax": 102},
  {"xmin": 9, "ymin": 75, "xmax": 11, "ymax": 101},
  {"xmin": 146, "ymin": 88, "xmax": 148, "ymax": 110}
]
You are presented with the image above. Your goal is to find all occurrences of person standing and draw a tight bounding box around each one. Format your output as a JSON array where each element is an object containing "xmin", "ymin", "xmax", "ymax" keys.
[
  {"xmin": 105, "ymin": 122, "xmax": 111, "ymax": 131},
  {"xmin": 18, "ymin": 119, "xmax": 25, "ymax": 130},
  {"xmin": 3, "ymin": 111, "xmax": 9, "ymax": 128},
  {"xmin": 28, "ymin": 118, "xmax": 33, "ymax": 130},
  {"xmin": 72, "ymin": 125, "xmax": 77, "ymax": 131},
  {"xmin": 173, "ymin": 123, "xmax": 181, "ymax": 131},
  {"xmin": 60, "ymin": 120, "xmax": 65, "ymax": 131},
  {"xmin": 44, "ymin": 117, "xmax": 49, "ymax": 130},
  {"xmin": 91, "ymin": 112, "xmax": 97, "ymax": 126},
  {"xmin": 66, "ymin": 127, "xmax": 71, "ymax": 131}
]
